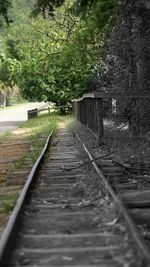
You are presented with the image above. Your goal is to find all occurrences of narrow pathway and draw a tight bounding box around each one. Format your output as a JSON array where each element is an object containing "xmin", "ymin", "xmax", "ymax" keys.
[
  {"xmin": 7, "ymin": 127, "xmax": 140, "ymax": 266},
  {"xmin": 0, "ymin": 102, "xmax": 45, "ymax": 133}
]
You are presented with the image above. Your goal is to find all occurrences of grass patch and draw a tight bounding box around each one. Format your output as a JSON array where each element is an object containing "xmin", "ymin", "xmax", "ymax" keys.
[
  {"xmin": 12, "ymin": 114, "xmax": 74, "ymax": 169},
  {"xmin": 66, "ymin": 116, "xmax": 77, "ymax": 132},
  {"xmin": 0, "ymin": 130, "xmax": 12, "ymax": 141},
  {"xmin": 13, "ymin": 155, "xmax": 30, "ymax": 169},
  {"xmin": 20, "ymin": 113, "xmax": 59, "ymax": 137},
  {"xmin": 0, "ymin": 193, "xmax": 19, "ymax": 213},
  {"xmin": 10, "ymin": 114, "xmax": 60, "ymax": 169},
  {"xmin": 0, "ymin": 114, "xmax": 72, "ymax": 217}
]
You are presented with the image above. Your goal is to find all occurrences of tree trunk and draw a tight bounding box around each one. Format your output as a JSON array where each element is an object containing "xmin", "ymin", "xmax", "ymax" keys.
[{"xmin": 3, "ymin": 94, "xmax": 6, "ymax": 107}]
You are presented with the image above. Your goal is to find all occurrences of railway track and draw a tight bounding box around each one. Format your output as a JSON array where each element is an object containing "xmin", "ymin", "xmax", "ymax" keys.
[
  {"xmin": 96, "ymin": 147, "xmax": 150, "ymax": 248},
  {"xmin": 74, "ymin": 130, "xmax": 150, "ymax": 265},
  {"xmin": 0, "ymin": 127, "xmax": 150, "ymax": 266}
]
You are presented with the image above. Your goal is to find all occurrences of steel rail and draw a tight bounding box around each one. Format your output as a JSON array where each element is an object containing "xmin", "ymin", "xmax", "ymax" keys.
[
  {"xmin": 0, "ymin": 132, "xmax": 53, "ymax": 264},
  {"xmin": 75, "ymin": 132, "xmax": 150, "ymax": 266}
]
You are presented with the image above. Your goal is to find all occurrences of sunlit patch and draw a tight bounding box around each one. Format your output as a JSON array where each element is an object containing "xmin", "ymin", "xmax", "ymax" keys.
[
  {"xmin": 13, "ymin": 128, "xmax": 28, "ymax": 135},
  {"xmin": 59, "ymin": 122, "xmax": 67, "ymax": 129}
]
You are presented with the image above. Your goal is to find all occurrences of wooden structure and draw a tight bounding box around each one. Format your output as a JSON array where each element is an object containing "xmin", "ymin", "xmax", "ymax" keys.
[
  {"xmin": 72, "ymin": 91, "xmax": 150, "ymax": 143},
  {"xmin": 72, "ymin": 93, "xmax": 104, "ymax": 145},
  {"xmin": 27, "ymin": 108, "xmax": 38, "ymax": 119},
  {"xmin": 28, "ymin": 107, "xmax": 51, "ymax": 119}
]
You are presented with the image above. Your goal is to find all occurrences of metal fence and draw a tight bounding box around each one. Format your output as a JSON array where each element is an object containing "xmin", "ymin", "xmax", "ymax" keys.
[{"xmin": 72, "ymin": 95, "xmax": 104, "ymax": 143}]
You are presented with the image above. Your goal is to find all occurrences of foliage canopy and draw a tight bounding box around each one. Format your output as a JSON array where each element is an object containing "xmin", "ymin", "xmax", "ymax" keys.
[{"xmin": 0, "ymin": 0, "xmax": 119, "ymax": 108}]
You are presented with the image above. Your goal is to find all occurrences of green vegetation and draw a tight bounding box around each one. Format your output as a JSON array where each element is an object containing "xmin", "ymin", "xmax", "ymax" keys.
[
  {"xmin": 0, "ymin": 0, "xmax": 119, "ymax": 111},
  {"xmin": 0, "ymin": 130, "xmax": 12, "ymax": 141},
  {"xmin": 21, "ymin": 113, "xmax": 59, "ymax": 136},
  {"xmin": 0, "ymin": 0, "xmax": 148, "ymax": 133},
  {"xmin": 66, "ymin": 116, "xmax": 77, "ymax": 132},
  {"xmin": 0, "ymin": 0, "xmax": 12, "ymax": 26},
  {"xmin": 0, "ymin": 193, "xmax": 19, "ymax": 213},
  {"xmin": 0, "ymin": 113, "xmax": 60, "ymax": 214},
  {"xmin": 17, "ymin": 113, "xmax": 59, "ymax": 162}
]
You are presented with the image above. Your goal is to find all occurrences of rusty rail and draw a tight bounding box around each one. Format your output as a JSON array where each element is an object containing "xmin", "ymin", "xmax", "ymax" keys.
[{"xmin": 0, "ymin": 132, "xmax": 53, "ymax": 264}]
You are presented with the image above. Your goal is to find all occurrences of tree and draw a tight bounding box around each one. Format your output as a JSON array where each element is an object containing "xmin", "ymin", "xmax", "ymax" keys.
[
  {"xmin": 1, "ymin": 0, "xmax": 102, "ymax": 107},
  {"xmin": 32, "ymin": 0, "xmax": 65, "ymax": 17},
  {"xmin": 93, "ymin": 0, "xmax": 150, "ymax": 134},
  {"xmin": 0, "ymin": 0, "xmax": 12, "ymax": 25},
  {"xmin": 0, "ymin": 0, "xmax": 119, "ymax": 112},
  {"xmin": 0, "ymin": 53, "xmax": 15, "ymax": 106}
]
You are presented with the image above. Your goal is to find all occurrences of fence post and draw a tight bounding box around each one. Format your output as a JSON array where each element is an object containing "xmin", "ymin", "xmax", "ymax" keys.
[
  {"xmin": 27, "ymin": 108, "xmax": 38, "ymax": 120},
  {"xmin": 96, "ymin": 98, "xmax": 104, "ymax": 145}
]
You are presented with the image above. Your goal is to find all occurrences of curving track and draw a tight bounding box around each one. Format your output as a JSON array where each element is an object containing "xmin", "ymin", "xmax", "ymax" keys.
[{"xmin": 0, "ymin": 127, "xmax": 150, "ymax": 266}]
